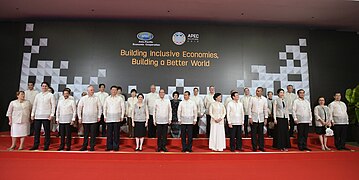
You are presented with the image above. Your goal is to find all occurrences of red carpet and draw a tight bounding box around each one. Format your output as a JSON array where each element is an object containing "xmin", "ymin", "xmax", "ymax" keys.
[{"xmin": 0, "ymin": 132, "xmax": 358, "ymax": 179}]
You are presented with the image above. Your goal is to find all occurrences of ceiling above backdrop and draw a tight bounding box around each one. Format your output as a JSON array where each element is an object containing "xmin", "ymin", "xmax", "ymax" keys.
[{"xmin": 0, "ymin": 0, "xmax": 359, "ymax": 32}]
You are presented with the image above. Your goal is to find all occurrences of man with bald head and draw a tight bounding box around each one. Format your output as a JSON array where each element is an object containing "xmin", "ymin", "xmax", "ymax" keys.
[
  {"xmin": 77, "ymin": 85, "xmax": 102, "ymax": 151},
  {"xmin": 146, "ymin": 84, "xmax": 160, "ymax": 138}
]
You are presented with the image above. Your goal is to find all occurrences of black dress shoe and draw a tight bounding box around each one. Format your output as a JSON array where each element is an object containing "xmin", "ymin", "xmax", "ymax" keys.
[
  {"xmin": 29, "ymin": 146, "xmax": 38, "ymax": 150},
  {"xmin": 105, "ymin": 148, "xmax": 112, "ymax": 151},
  {"xmin": 236, "ymin": 148, "xmax": 244, "ymax": 151},
  {"xmin": 156, "ymin": 148, "xmax": 161, "ymax": 152},
  {"xmin": 79, "ymin": 147, "xmax": 87, "ymax": 151},
  {"xmin": 252, "ymin": 149, "xmax": 257, "ymax": 152},
  {"xmin": 304, "ymin": 148, "xmax": 312, "ymax": 151},
  {"xmin": 89, "ymin": 147, "xmax": 95, "ymax": 151},
  {"xmin": 181, "ymin": 149, "xmax": 186, "ymax": 152},
  {"xmin": 299, "ymin": 148, "xmax": 304, "ymax": 151},
  {"xmin": 162, "ymin": 148, "xmax": 168, "ymax": 152},
  {"xmin": 188, "ymin": 149, "xmax": 192, "ymax": 152},
  {"xmin": 57, "ymin": 147, "xmax": 64, "ymax": 151},
  {"xmin": 66, "ymin": 147, "xmax": 71, "ymax": 151},
  {"xmin": 342, "ymin": 147, "xmax": 351, "ymax": 151},
  {"xmin": 43, "ymin": 147, "xmax": 49, "ymax": 151},
  {"xmin": 259, "ymin": 148, "xmax": 265, "ymax": 152},
  {"xmin": 230, "ymin": 149, "xmax": 235, "ymax": 152},
  {"xmin": 113, "ymin": 148, "xmax": 119, "ymax": 151}
]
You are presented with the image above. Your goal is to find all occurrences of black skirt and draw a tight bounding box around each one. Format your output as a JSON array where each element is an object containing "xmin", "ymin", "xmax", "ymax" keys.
[
  {"xmin": 134, "ymin": 122, "xmax": 146, "ymax": 137},
  {"xmin": 273, "ymin": 117, "xmax": 291, "ymax": 149},
  {"xmin": 315, "ymin": 126, "xmax": 326, "ymax": 135}
]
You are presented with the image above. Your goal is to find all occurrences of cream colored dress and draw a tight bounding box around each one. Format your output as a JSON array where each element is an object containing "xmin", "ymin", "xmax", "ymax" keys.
[
  {"xmin": 6, "ymin": 100, "xmax": 31, "ymax": 137},
  {"xmin": 209, "ymin": 101, "xmax": 226, "ymax": 151}
]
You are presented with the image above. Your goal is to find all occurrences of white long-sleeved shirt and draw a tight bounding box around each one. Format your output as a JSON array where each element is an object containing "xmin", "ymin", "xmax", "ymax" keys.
[
  {"xmin": 153, "ymin": 98, "xmax": 172, "ymax": 124},
  {"xmin": 56, "ymin": 98, "xmax": 76, "ymax": 123},
  {"xmin": 314, "ymin": 105, "xmax": 333, "ymax": 127},
  {"xmin": 31, "ymin": 92, "xmax": 56, "ymax": 119},
  {"xmin": 77, "ymin": 95, "xmax": 102, "ymax": 123},
  {"xmin": 204, "ymin": 93, "xmax": 215, "ymax": 114},
  {"xmin": 240, "ymin": 95, "xmax": 252, "ymax": 115},
  {"xmin": 273, "ymin": 98, "xmax": 289, "ymax": 121},
  {"xmin": 248, "ymin": 96, "xmax": 268, "ymax": 123},
  {"xmin": 103, "ymin": 95, "xmax": 125, "ymax": 122},
  {"xmin": 25, "ymin": 89, "xmax": 38, "ymax": 105},
  {"xmin": 190, "ymin": 95, "xmax": 205, "ymax": 117},
  {"xmin": 6, "ymin": 100, "xmax": 31, "ymax": 124},
  {"xmin": 146, "ymin": 92, "xmax": 160, "ymax": 115},
  {"xmin": 126, "ymin": 97, "xmax": 138, "ymax": 118},
  {"xmin": 292, "ymin": 98, "xmax": 312, "ymax": 124},
  {"xmin": 328, "ymin": 101, "xmax": 349, "ymax": 125},
  {"xmin": 226, "ymin": 100, "xmax": 244, "ymax": 125},
  {"xmin": 95, "ymin": 91, "xmax": 109, "ymax": 106},
  {"xmin": 284, "ymin": 92, "xmax": 297, "ymax": 114},
  {"xmin": 209, "ymin": 101, "xmax": 226, "ymax": 125},
  {"xmin": 224, "ymin": 96, "xmax": 233, "ymax": 108},
  {"xmin": 178, "ymin": 99, "xmax": 197, "ymax": 124}
]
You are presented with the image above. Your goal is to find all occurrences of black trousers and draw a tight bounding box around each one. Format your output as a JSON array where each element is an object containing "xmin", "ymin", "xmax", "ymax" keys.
[
  {"xmin": 206, "ymin": 115, "xmax": 211, "ymax": 138},
  {"xmin": 148, "ymin": 115, "xmax": 156, "ymax": 138},
  {"xmin": 224, "ymin": 117, "xmax": 230, "ymax": 138},
  {"xmin": 297, "ymin": 123, "xmax": 309, "ymax": 150},
  {"xmin": 157, "ymin": 124, "xmax": 168, "ymax": 150},
  {"xmin": 333, "ymin": 124, "xmax": 348, "ymax": 149},
  {"xmin": 273, "ymin": 118, "xmax": 291, "ymax": 149},
  {"xmin": 244, "ymin": 115, "xmax": 249, "ymax": 137},
  {"xmin": 251, "ymin": 122, "xmax": 264, "ymax": 150},
  {"xmin": 33, "ymin": 119, "xmax": 50, "ymax": 148},
  {"xmin": 59, "ymin": 123, "xmax": 72, "ymax": 148},
  {"xmin": 106, "ymin": 122, "xmax": 120, "ymax": 150},
  {"xmin": 193, "ymin": 117, "xmax": 200, "ymax": 138},
  {"xmin": 229, "ymin": 125, "xmax": 242, "ymax": 150},
  {"xmin": 98, "ymin": 114, "xmax": 106, "ymax": 136},
  {"xmin": 83, "ymin": 123, "xmax": 97, "ymax": 148},
  {"xmin": 181, "ymin": 124, "xmax": 193, "ymax": 151},
  {"xmin": 289, "ymin": 114, "xmax": 295, "ymax": 137}
]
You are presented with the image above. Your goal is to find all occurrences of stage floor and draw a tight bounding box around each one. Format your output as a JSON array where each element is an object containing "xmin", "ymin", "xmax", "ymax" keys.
[{"xmin": 0, "ymin": 132, "xmax": 358, "ymax": 179}]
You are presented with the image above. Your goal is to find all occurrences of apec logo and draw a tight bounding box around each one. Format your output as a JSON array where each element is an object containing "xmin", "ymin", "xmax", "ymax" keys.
[
  {"xmin": 172, "ymin": 32, "xmax": 200, "ymax": 45},
  {"xmin": 137, "ymin": 32, "xmax": 154, "ymax": 41}
]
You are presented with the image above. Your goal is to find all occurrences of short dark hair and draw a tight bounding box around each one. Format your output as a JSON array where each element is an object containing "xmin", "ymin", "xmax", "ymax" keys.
[
  {"xmin": 117, "ymin": 86, "xmax": 122, "ymax": 91},
  {"xmin": 99, "ymin": 84, "xmax": 105, "ymax": 88},
  {"xmin": 213, "ymin": 93, "xmax": 222, "ymax": 100},
  {"xmin": 317, "ymin": 96, "xmax": 325, "ymax": 101},
  {"xmin": 256, "ymin": 87, "xmax": 263, "ymax": 91},
  {"xmin": 63, "ymin": 88, "xmax": 71, "ymax": 94},
  {"xmin": 267, "ymin": 91, "xmax": 273, "ymax": 95},
  {"xmin": 28, "ymin": 81, "xmax": 35, "ymax": 85},
  {"xmin": 287, "ymin": 85, "xmax": 293, "ymax": 88},
  {"xmin": 334, "ymin": 92, "xmax": 341, "ymax": 96},
  {"xmin": 16, "ymin": 91, "xmax": 25, "ymax": 96},
  {"xmin": 297, "ymin": 89, "xmax": 305, "ymax": 95},
  {"xmin": 41, "ymin": 81, "xmax": 50, "ymax": 87},
  {"xmin": 209, "ymin": 85, "xmax": 215, "ymax": 88},
  {"xmin": 159, "ymin": 88, "xmax": 165, "ymax": 93},
  {"xmin": 130, "ymin": 89, "xmax": 137, "ymax": 94},
  {"xmin": 48, "ymin": 86, "xmax": 54, "ymax": 94},
  {"xmin": 137, "ymin": 93, "xmax": 144, "ymax": 99},
  {"xmin": 231, "ymin": 91, "xmax": 238, "ymax": 99},
  {"xmin": 110, "ymin": 86, "xmax": 118, "ymax": 90},
  {"xmin": 193, "ymin": 87, "xmax": 199, "ymax": 91},
  {"xmin": 172, "ymin": 91, "xmax": 180, "ymax": 97},
  {"xmin": 184, "ymin": 91, "xmax": 190, "ymax": 96},
  {"xmin": 277, "ymin": 88, "xmax": 284, "ymax": 94}
]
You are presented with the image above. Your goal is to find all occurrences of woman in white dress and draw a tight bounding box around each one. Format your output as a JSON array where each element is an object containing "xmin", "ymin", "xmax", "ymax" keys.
[
  {"xmin": 209, "ymin": 93, "xmax": 226, "ymax": 151},
  {"xmin": 6, "ymin": 91, "xmax": 32, "ymax": 150}
]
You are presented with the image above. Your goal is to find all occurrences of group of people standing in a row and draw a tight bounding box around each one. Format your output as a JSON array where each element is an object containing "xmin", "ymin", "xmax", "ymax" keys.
[{"xmin": 6, "ymin": 82, "xmax": 350, "ymax": 152}]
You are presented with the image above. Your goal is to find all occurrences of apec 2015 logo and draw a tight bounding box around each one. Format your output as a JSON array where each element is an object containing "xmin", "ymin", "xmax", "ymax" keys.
[{"xmin": 172, "ymin": 32, "xmax": 200, "ymax": 46}]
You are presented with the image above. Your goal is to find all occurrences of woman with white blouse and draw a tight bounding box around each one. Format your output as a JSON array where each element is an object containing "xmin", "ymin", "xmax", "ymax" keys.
[
  {"xmin": 273, "ymin": 89, "xmax": 291, "ymax": 151},
  {"xmin": 127, "ymin": 89, "xmax": 138, "ymax": 138},
  {"xmin": 6, "ymin": 91, "xmax": 32, "ymax": 150},
  {"xmin": 132, "ymin": 93, "xmax": 149, "ymax": 151},
  {"xmin": 314, "ymin": 97, "xmax": 332, "ymax": 151},
  {"xmin": 209, "ymin": 93, "xmax": 226, "ymax": 152}
]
